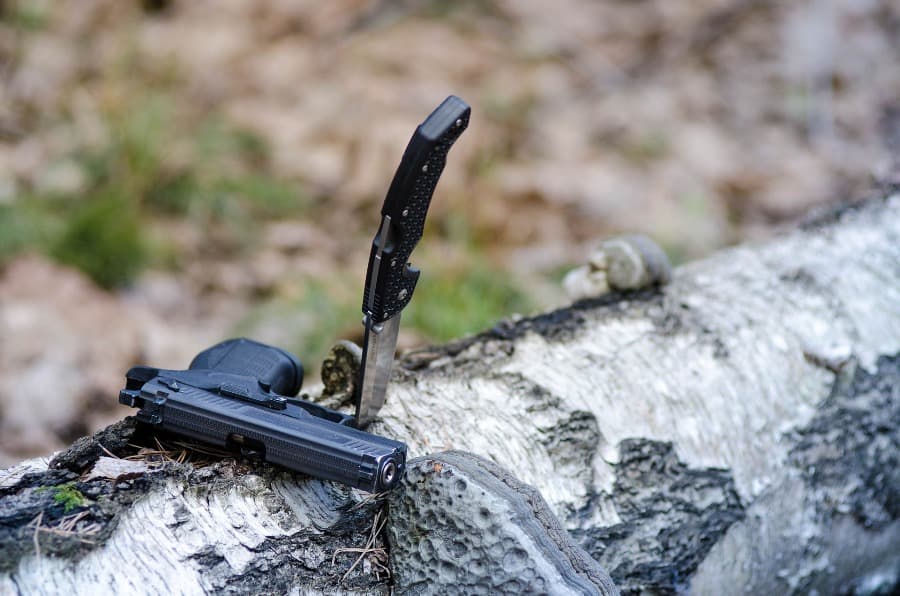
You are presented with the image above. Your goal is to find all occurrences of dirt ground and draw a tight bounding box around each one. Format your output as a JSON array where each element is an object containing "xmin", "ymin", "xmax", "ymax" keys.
[{"xmin": 1, "ymin": 0, "xmax": 898, "ymax": 463}]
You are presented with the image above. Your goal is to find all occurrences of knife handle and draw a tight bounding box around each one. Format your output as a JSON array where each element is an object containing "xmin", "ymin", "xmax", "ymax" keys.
[{"xmin": 363, "ymin": 95, "xmax": 471, "ymax": 324}]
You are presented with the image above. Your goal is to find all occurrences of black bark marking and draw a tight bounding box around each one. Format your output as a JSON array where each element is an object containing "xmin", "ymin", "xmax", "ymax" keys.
[
  {"xmin": 0, "ymin": 418, "xmax": 162, "ymax": 572},
  {"xmin": 797, "ymin": 192, "xmax": 892, "ymax": 232},
  {"xmin": 572, "ymin": 440, "xmax": 745, "ymax": 595},
  {"xmin": 492, "ymin": 289, "xmax": 663, "ymax": 343},
  {"xmin": 0, "ymin": 469, "xmax": 158, "ymax": 572},
  {"xmin": 197, "ymin": 502, "xmax": 389, "ymax": 595},
  {"xmin": 400, "ymin": 289, "xmax": 666, "ymax": 375},
  {"xmin": 49, "ymin": 416, "xmax": 142, "ymax": 473},
  {"xmin": 790, "ymin": 354, "xmax": 899, "ymax": 530}
]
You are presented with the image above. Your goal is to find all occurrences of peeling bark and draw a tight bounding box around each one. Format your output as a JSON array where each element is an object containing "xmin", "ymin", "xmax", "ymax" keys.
[
  {"xmin": 1, "ymin": 194, "xmax": 899, "ymax": 594},
  {"xmin": 1, "ymin": 420, "xmax": 392, "ymax": 595}
]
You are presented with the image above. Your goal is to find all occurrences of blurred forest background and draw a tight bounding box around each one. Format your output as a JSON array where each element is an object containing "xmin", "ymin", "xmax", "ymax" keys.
[{"xmin": 1, "ymin": 0, "xmax": 898, "ymax": 465}]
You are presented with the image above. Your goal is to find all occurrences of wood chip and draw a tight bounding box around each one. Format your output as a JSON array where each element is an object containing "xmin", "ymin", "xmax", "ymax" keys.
[{"xmin": 84, "ymin": 457, "xmax": 149, "ymax": 482}]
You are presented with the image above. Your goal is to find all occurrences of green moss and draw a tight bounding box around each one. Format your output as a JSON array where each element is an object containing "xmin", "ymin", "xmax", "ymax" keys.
[
  {"xmin": 37, "ymin": 482, "xmax": 87, "ymax": 513},
  {"xmin": 54, "ymin": 483, "xmax": 87, "ymax": 513}
]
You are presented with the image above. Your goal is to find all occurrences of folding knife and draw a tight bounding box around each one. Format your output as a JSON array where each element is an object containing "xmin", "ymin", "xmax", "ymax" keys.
[{"xmin": 354, "ymin": 95, "xmax": 471, "ymax": 428}]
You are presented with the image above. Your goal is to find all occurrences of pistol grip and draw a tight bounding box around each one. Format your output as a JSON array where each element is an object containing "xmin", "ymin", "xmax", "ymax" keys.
[{"xmin": 189, "ymin": 338, "xmax": 303, "ymax": 396}]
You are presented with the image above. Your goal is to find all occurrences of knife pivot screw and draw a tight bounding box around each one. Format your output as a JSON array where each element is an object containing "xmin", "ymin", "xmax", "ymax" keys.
[
  {"xmin": 421, "ymin": 164, "xmax": 429, "ymax": 173},
  {"xmin": 402, "ymin": 208, "xmax": 409, "ymax": 217},
  {"xmin": 398, "ymin": 288, "xmax": 408, "ymax": 300},
  {"xmin": 391, "ymin": 259, "xmax": 398, "ymax": 268}
]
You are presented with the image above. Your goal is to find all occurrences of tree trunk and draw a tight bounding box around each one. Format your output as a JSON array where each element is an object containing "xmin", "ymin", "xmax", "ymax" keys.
[{"xmin": 1, "ymin": 193, "xmax": 898, "ymax": 595}]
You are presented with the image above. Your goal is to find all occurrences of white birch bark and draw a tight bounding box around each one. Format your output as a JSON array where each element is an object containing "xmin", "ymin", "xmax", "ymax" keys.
[{"xmin": 1, "ymin": 194, "xmax": 898, "ymax": 594}]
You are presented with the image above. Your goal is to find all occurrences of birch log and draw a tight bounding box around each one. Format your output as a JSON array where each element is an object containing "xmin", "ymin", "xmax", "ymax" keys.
[{"xmin": 1, "ymin": 193, "xmax": 899, "ymax": 595}]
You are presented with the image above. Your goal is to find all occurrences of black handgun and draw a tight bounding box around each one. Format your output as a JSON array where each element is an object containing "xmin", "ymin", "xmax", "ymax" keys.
[{"xmin": 119, "ymin": 338, "xmax": 406, "ymax": 493}]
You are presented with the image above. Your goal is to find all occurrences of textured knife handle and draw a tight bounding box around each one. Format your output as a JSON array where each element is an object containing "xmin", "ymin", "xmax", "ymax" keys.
[{"xmin": 363, "ymin": 95, "xmax": 471, "ymax": 323}]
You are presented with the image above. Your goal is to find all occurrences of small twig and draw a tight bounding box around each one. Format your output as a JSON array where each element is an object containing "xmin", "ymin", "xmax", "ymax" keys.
[
  {"xmin": 55, "ymin": 511, "xmax": 93, "ymax": 533},
  {"xmin": 332, "ymin": 509, "xmax": 390, "ymax": 582},
  {"xmin": 125, "ymin": 439, "xmax": 197, "ymax": 466},
  {"xmin": 349, "ymin": 491, "xmax": 388, "ymax": 510},
  {"xmin": 125, "ymin": 437, "xmax": 230, "ymax": 468},
  {"xmin": 125, "ymin": 449, "xmax": 165, "ymax": 461},
  {"xmin": 28, "ymin": 511, "xmax": 43, "ymax": 563},
  {"xmin": 57, "ymin": 511, "xmax": 85, "ymax": 532},
  {"xmin": 96, "ymin": 442, "xmax": 120, "ymax": 459},
  {"xmin": 171, "ymin": 441, "xmax": 231, "ymax": 458},
  {"xmin": 28, "ymin": 510, "xmax": 102, "ymax": 546},
  {"xmin": 370, "ymin": 550, "xmax": 390, "ymax": 580}
]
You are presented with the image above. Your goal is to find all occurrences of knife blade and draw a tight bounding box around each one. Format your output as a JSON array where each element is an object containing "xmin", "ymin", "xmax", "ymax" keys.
[{"xmin": 354, "ymin": 95, "xmax": 471, "ymax": 428}]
